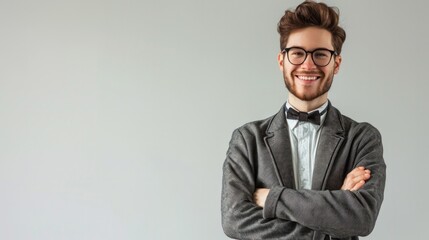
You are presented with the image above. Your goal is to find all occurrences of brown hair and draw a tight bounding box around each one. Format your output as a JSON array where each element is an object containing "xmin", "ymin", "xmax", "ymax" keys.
[{"xmin": 277, "ymin": 0, "xmax": 346, "ymax": 54}]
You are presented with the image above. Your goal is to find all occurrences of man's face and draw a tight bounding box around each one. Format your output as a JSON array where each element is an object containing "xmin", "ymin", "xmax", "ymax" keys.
[{"xmin": 278, "ymin": 27, "xmax": 341, "ymax": 102}]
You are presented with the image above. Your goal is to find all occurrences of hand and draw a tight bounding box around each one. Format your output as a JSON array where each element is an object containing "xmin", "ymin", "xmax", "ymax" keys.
[
  {"xmin": 341, "ymin": 166, "xmax": 371, "ymax": 191},
  {"xmin": 253, "ymin": 188, "xmax": 270, "ymax": 208}
]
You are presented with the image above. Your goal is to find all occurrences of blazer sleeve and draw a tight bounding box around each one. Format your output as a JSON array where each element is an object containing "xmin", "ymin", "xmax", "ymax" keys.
[
  {"xmin": 262, "ymin": 124, "xmax": 386, "ymax": 238},
  {"xmin": 222, "ymin": 129, "xmax": 313, "ymax": 240}
]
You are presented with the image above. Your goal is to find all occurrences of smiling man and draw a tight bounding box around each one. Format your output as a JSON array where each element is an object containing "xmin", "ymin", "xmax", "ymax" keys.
[{"xmin": 221, "ymin": 1, "xmax": 386, "ymax": 240}]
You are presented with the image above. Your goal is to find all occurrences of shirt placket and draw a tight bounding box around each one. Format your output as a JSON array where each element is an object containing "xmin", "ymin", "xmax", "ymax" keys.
[{"xmin": 296, "ymin": 123, "xmax": 312, "ymax": 190}]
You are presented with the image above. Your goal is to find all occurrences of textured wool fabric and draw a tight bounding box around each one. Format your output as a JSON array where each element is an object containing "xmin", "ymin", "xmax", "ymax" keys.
[{"xmin": 222, "ymin": 102, "xmax": 386, "ymax": 240}]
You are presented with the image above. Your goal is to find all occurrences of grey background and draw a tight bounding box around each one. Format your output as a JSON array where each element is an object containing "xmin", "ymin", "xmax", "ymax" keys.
[{"xmin": 0, "ymin": 0, "xmax": 427, "ymax": 239}]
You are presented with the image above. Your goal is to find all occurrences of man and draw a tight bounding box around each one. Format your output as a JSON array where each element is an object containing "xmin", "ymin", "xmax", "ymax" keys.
[{"xmin": 221, "ymin": 1, "xmax": 386, "ymax": 240}]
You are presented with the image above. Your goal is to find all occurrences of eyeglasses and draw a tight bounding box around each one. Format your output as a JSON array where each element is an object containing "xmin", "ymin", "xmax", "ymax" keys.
[{"xmin": 281, "ymin": 47, "xmax": 338, "ymax": 67}]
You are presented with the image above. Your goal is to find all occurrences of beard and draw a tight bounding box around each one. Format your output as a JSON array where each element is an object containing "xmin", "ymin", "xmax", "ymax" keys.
[{"xmin": 283, "ymin": 68, "xmax": 334, "ymax": 101}]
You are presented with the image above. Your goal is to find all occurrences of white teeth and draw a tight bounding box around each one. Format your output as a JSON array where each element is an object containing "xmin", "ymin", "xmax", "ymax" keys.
[{"xmin": 297, "ymin": 76, "xmax": 318, "ymax": 80}]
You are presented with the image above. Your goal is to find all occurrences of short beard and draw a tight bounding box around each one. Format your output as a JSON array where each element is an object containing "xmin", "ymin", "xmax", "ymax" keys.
[{"xmin": 283, "ymin": 70, "xmax": 334, "ymax": 101}]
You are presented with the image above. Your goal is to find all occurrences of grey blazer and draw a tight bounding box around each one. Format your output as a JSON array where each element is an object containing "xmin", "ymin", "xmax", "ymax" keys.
[{"xmin": 221, "ymin": 103, "xmax": 386, "ymax": 240}]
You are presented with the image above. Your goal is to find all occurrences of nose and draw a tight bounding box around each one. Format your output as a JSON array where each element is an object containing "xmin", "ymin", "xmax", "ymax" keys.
[{"xmin": 301, "ymin": 54, "xmax": 317, "ymax": 69}]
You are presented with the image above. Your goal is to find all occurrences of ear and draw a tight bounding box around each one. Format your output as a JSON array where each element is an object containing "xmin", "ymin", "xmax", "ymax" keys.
[
  {"xmin": 277, "ymin": 52, "xmax": 285, "ymax": 71},
  {"xmin": 334, "ymin": 55, "xmax": 342, "ymax": 74}
]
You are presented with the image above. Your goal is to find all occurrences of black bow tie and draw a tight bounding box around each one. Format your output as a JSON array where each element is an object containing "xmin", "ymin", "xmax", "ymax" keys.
[{"xmin": 286, "ymin": 107, "xmax": 326, "ymax": 125}]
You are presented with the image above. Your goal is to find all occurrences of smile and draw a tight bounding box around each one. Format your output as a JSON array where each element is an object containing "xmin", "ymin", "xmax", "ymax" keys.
[{"xmin": 296, "ymin": 75, "xmax": 321, "ymax": 81}]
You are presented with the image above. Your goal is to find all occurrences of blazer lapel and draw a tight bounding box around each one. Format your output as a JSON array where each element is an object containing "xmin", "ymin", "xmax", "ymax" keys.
[
  {"xmin": 311, "ymin": 104, "xmax": 345, "ymax": 190},
  {"xmin": 264, "ymin": 105, "xmax": 295, "ymax": 189}
]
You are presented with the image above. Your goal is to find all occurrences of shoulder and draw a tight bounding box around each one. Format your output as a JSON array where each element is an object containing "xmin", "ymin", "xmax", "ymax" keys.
[
  {"xmin": 232, "ymin": 106, "xmax": 284, "ymax": 139},
  {"xmin": 332, "ymin": 106, "xmax": 382, "ymax": 141},
  {"xmin": 230, "ymin": 117, "xmax": 272, "ymax": 146}
]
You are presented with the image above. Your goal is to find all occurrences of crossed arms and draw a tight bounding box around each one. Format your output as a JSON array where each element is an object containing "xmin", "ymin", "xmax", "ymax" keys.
[
  {"xmin": 253, "ymin": 166, "xmax": 371, "ymax": 208},
  {"xmin": 221, "ymin": 126, "xmax": 386, "ymax": 240}
]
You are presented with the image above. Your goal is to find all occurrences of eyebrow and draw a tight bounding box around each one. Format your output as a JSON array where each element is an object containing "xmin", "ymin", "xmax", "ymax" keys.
[{"xmin": 285, "ymin": 46, "xmax": 335, "ymax": 51}]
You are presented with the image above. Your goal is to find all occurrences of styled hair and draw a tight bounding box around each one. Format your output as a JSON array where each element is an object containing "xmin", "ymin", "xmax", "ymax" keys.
[{"xmin": 277, "ymin": 0, "xmax": 346, "ymax": 54}]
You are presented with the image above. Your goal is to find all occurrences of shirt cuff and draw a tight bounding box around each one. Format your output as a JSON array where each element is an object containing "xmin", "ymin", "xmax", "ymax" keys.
[{"xmin": 263, "ymin": 186, "xmax": 285, "ymax": 219}]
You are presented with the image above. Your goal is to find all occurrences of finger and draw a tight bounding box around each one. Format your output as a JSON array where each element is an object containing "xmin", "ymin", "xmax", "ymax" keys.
[
  {"xmin": 341, "ymin": 178, "xmax": 356, "ymax": 190},
  {"xmin": 351, "ymin": 180, "xmax": 365, "ymax": 191},
  {"xmin": 341, "ymin": 176, "xmax": 356, "ymax": 190},
  {"xmin": 253, "ymin": 193, "xmax": 261, "ymax": 206},
  {"xmin": 353, "ymin": 172, "xmax": 371, "ymax": 181},
  {"xmin": 347, "ymin": 174, "xmax": 370, "ymax": 189},
  {"xmin": 342, "ymin": 172, "xmax": 370, "ymax": 190},
  {"xmin": 351, "ymin": 169, "xmax": 370, "ymax": 178},
  {"xmin": 348, "ymin": 167, "xmax": 366, "ymax": 177},
  {"xmin": 346, "ymin": 173, "xmax": 363, "ymax": 182},
  {"xmin": 342, "ymin": 167, "xmax": 370, "ymax": 190}
]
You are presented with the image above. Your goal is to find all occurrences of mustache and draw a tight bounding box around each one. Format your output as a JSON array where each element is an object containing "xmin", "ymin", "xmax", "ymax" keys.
[{"xmin": 293, "ymin": 70, "xmax": 324, "ymax": 75}]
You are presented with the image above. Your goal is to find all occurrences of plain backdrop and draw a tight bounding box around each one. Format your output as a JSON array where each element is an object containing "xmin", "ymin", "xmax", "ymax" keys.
[{"xmin": 0, "ymin": 0, "xmax": 428, "ymax": 239}]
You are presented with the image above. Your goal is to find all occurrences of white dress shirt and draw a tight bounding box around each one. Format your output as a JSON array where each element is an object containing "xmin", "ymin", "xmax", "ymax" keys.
[{"xmin": 285, "ymin": 101, "xmax": 329, "ymax": 190}]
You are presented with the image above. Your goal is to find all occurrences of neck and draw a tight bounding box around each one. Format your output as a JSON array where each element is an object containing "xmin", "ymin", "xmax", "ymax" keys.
[{"xmin": 288, "ymin": 94, "xmax": 328, "ymax": 112}]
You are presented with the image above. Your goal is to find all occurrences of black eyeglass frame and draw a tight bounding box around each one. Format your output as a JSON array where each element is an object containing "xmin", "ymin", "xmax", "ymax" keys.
[{"xmin": 281, "ymin": 47, "xmax": 338, "ymax": 67}]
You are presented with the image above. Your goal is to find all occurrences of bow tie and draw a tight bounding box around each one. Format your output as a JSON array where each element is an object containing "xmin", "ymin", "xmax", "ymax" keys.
[{"xmin": 286, "ymin": 107, "xmax": 326, "ymax": 125}]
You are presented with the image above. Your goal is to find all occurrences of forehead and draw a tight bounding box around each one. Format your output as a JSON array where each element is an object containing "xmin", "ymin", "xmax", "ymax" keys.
[{"xmin": 286, "ymin": 27, "xmax": 333, "ymax": 50}]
